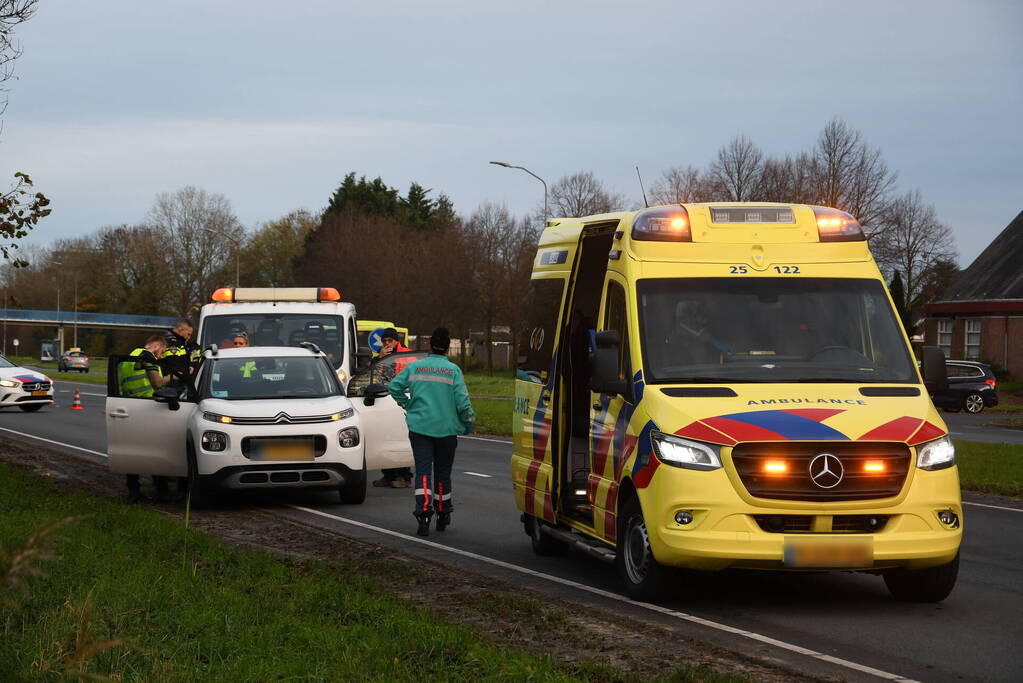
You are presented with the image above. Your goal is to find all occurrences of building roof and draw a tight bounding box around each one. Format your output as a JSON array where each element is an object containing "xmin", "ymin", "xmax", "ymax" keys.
[{"xmin": 938, "ymin": 210, "xmax": 1023, "ymax": 302}]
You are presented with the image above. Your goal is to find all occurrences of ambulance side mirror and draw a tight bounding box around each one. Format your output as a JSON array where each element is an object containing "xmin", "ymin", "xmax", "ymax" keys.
[
  {"xmin": 590, "ymin": 330, "xmax": 628, "ymax": 396},
  {"xmin": 921, "ymin": 346, "xmax": 949, "ymax": 395}
]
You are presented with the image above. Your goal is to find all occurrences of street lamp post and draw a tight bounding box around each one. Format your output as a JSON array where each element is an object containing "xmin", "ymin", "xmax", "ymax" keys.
[
  {"xmin": 200, "ymin": 228, "xmax": 241, "ymax": 287},
  {"xmin": 489, "ymin": 161, "xmax": 548, "ymax": 225}
]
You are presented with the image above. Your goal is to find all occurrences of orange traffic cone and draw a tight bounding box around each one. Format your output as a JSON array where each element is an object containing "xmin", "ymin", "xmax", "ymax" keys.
[{"xmin": 71, "ymin": 389, "xmax": 84, "ymax": 410}]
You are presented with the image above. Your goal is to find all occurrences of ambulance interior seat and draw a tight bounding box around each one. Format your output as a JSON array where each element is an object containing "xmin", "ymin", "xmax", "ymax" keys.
[{"xmin": 254, "ymin": 320, "xmax": 283, "ymax": 346}]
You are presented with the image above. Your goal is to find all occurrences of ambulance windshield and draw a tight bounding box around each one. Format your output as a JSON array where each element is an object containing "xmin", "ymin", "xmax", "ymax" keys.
[
  {"xmin": 637, "ymin": 278, "xmax": 916, "ymax": 384},
  {"xmin": 199, "ymin": 314, "xmax": 344, "ymax": 368}
]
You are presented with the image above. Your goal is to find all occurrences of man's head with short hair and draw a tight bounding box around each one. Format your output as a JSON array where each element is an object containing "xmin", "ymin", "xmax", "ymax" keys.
[
  {"xmin": 144, "ymin": 335, "xmax": 168, "ymax": 357},
  {"xmin": 173, "ymin": 318, "xmax": 194, "ymax": 340}
]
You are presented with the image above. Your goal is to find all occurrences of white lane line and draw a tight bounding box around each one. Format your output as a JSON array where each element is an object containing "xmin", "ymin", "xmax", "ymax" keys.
[
  {"xmin": 57, "ymin": 390, "xmax": 105, "ymax": 397},
  {"xmin": 0, "ymin": 426, "xmax": 107, "ymax": 458},
  {"xmin": 463, "ymin": 471, "xmax": 491, "ymax": 478},
  {"xmin": 964, "ymin": 501, "xmax": 1023, "ymax": 513},
  {"xmin": 286, "ymin": 503, "xmax": 917, "ymax": 682},
  {"xmin": 461, "ymin": 435, "xmax": 512, "ymax": 444}
]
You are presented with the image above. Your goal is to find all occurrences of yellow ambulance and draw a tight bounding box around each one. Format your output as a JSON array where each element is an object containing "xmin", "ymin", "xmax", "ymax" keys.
[{"xmin": 511, "ymin": 203, "xmax": 961, "ymax": 601}]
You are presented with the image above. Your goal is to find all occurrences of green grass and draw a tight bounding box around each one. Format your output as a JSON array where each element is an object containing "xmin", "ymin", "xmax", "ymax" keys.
[
  {"xmin": 0, "ymin": 461, "xmax": 655, "ymax": 682},
  {"xmin": 5, "ymin": 354, "xmax": 107, "ymax": 385},
  {"xmin": 955, "ymin": 439, "xmax": 1023, "ymax": 497},
  {"xmin": 464, "ymin": 369, "xmax": 515, "ymax": 398},
  {"xmin": 472, "ymin": 399, "xmax": 514, "ymax": 437}
]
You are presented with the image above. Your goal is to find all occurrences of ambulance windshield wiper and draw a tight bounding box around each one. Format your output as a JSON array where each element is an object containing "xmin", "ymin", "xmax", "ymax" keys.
[{"xmin": 670, "ymin": 377, "xmax": 770, "ymax": 383}]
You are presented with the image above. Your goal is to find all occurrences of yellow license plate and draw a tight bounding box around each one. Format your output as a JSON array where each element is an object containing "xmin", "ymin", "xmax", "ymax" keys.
[
  {"xmin": 31, "ymin": 390, "xmax": 48, "ymax": 396},
  {"xmin": 784, "ymin": 537, "xmax": 873, "ymax": 568},
  {"xmin": 257, "ymin": 442, "xmax": 314, "ymax": 461}
]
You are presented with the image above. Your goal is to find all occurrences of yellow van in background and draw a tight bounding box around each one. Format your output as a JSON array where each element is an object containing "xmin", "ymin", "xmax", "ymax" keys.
[
  {"xmin": 356, "ymin": 320, "xmax": 410, "ymax": 355},
  {"xmin": 511, "ymin": 202, "xmax": 961, "ymax": 601}
]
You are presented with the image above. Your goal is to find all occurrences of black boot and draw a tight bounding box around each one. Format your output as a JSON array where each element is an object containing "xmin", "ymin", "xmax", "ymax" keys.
[
  {"xmin": 414, "ymin": 511, "xmax": 432, "ymax": 537},
  {"xmin": 436, "ymin": 512, "xmax": 451, "ymax": 531}
]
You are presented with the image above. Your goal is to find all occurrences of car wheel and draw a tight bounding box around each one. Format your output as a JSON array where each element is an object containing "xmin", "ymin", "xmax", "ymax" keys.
[
  {"xmin": 525, "ymin": 514, "xmax": 567, "ymax": 556},
  {"xmin": 19, "ymin": 404, "xmax": 44, "ymax": 412},
  {"xmin": 616, "ymin": 496, "xmax": 676, "ymax": 601},
  {"xmin": 963, "ymin": 393, "xmax": 985, "ymax": 414},
  {"xmin": 339, "ymin": 456, "xmax": 367, "ymax": 504},
  {"xmin": 883, "ymin": 553, "xmax": 959, "ymax": 602}
]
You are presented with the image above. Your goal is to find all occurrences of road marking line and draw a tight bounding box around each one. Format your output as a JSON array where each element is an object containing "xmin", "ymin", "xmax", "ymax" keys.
[
  {"xmin": 0, "ymin": 426, "xmax": 107, "ymax": 458},
  {"xmin": 57, "ymin": 390, "xmax": 104, "ymax": 397},
  {"xmin": 461, "ymin": 435, "xmax": 512, "ymax": 444},
  {"xmin": 286, "ymin": 503, "xmax": 917, "ymax": 682},
  {"xmin": 964, "ymin": 501, "xmax": 1023, "ymax": 513},
  {"xmin": 463, "ymin": 471, "xmax": 491, "ymax": 478}
]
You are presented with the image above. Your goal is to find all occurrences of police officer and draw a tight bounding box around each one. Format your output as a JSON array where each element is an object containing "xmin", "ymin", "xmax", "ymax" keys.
[
  {"xmin": 118, "ymin": 335, "xmax": 170, "ymax": 501},
  {"xmin": 162, "ymin": 318, "xmax": 199, "ymax": 383},
  {"xmin": 372, "ymin": 328, "xmax": 414, "ymax": 489},
  {"xmin": 388, "ymin": 328, "xmax": 474, "ymax": 536}
]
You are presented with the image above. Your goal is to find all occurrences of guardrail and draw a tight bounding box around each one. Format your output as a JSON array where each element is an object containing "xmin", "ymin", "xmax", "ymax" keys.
[{"xmin": 1, "ymin": 309, "xmax": 177, "ymax": 329}]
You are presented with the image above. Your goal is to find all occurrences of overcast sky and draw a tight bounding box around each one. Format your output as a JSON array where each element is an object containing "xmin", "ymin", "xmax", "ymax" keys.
[{"xmin": 1, "ymin": 0, "xmax": 1020, "ymax": 266}]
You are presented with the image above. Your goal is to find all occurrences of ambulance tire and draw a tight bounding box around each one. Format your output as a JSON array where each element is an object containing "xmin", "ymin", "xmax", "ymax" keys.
[
  {"xmin": 526, "ymin": 514, "xmax": 566, "ymax": 556},
  {"xmin": 339, "ymin": 458, "xmax": 367, "ymax": 504},
  {"xmin": 883, "ymin": 552, "xmax": 959, "ymax": 602},
  {"xmin": 186, "ymin": 442, "xmax": 212, "ymax": 508},
  {"xmin": 616, "ymin": 496, "xmax": 676, "ymax": 601}
]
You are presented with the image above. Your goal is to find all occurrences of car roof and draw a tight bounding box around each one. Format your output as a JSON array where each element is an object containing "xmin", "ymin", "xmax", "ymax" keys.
[{"xmin": 204, "ymin": 346, "xmax": 326, "ymax": 359}]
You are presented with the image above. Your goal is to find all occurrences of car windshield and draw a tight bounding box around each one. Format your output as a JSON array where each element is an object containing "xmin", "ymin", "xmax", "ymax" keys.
[
  {"xmin": 199, "ymin": 314, "xmax": 345, "ymax": 368},
  {"xmin": 637, "ymin": 278, "xmax": 917, "ymax": 384},
  {"xmin": 0, "ymin": 355, "xmax": 15, "ymax": 368},
  {"xmin": 201, "ymin": 356, "xmax": 341, "ymax": 400}
]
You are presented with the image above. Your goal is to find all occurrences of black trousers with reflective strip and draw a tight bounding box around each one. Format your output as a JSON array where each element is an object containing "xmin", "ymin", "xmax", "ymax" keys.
[{"xmin": 410, "ymin": 432, "xmax": 456, "ymax": 516}]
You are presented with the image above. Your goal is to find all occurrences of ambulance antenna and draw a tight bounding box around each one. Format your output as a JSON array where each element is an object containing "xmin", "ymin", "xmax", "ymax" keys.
[{"xmin": 636, "ymin": 166, "xmax": 649, "ymax": 208}]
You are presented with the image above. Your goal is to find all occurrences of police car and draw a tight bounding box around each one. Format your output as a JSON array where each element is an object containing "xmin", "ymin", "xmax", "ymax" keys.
[
  {"xmin": 105, "ymin": 344, "xmax": 424, "ymax": 503},
  {"xmin": 0, "ymin": 355, "xmax": 53, "ymax": 411}
]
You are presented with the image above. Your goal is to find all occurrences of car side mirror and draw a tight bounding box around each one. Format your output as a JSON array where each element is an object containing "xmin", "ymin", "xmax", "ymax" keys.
[
  {"xmin": 589, "ymin": 330, "xmax": 628, "ymax": 396},
  {"xmin": 362, "ymin": 382, "xmax": 389, "ymax": 406},
  {"xmin": 153, "ymin": 386, "xmax": 181, "ymax": 411},
  {"xmin": 921, "ymin": 346, "xmax": 948, "ymax": 395}
]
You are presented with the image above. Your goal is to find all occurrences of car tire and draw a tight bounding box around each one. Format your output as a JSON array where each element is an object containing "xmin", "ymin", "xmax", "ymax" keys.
[
  {"xmin": 525, "ymin": 514, "xmax": 567, "ymax": 556},
  {"xmin": 19, "ymin": 404, "xmax": 44, "ymax": 412},
  {"xmin": 616, "ymin": 495, "xmax": 676, "ymax": 601},
  {"xmin": 339, "ymin": 457, "xmax": 367, "ymax": 504},
  {"xmin": 883, "ymin": 553, "xmax": 959, "ymax": 602},
  {"xmin": 186, "ymin": 442, "xmax": 212, "ymax": 508},
  {"xmin": 963, "ymin": 392, "xmax": 985, "ymax": 414}
]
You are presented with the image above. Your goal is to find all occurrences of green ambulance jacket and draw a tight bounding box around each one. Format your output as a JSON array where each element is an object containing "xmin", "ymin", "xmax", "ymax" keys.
[{"xmin": 387, "ymin": 354, "xmax": 475, "ymax": 438}]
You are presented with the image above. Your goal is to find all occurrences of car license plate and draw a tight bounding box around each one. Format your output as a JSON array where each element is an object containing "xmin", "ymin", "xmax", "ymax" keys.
[
  {"xmin": 31, "ymin": 390, "xmax": 48, "ymax": 396},
  {"xmin": 256, "ymin": 441, "xmax": 314, "ymax": 461},
  {"xmin": 784, "ymin": 537, "xmax": 873, "ymax": 568}
]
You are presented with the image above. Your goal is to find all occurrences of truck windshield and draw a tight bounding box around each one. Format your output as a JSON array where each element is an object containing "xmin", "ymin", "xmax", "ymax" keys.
[
  {"xmin": 199, "ymin": 314, "xmax": 344, "ymax": 368},
  {"xmin": 201, "ymin": 356, "xmax": 341, "ymax": 400},
  {"xmin": 637, "ymin": 278, "xmax": 916, "ymax": 384}
]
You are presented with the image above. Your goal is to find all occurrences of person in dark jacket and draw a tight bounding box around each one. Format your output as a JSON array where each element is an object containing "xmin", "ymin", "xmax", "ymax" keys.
[
  {"xmin": 388, "ymin": 328, "xmax": 474, "ymax": 536},
  {"xmin": 372, "ymin": 328, "xmax": 414, "ymax": 488}
]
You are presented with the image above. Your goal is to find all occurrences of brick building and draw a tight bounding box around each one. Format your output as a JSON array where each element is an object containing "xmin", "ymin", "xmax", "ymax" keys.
[{"xmin": 924, "ymin": 210, "xmax": 1023, "ymax": 379}]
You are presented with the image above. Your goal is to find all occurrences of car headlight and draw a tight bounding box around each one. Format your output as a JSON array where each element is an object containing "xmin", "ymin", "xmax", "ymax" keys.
[
  {"xmin": 330, "ymin": 407, "xmax": 355, "ymax": 421},
  {"xmin": 201, "ymin": 431, "xmax": 228, "ymax": 452},
  {"xmin": 338, "ymin": 427, "xmax": 360, "ymax": 448},
  {"xmin": 650, "ymin": 431, "xmax": 722, "ymax": 470},
  {"xmin": 0, "ymin": 379, "xmax": 19, "ymax": 388},
  {"xmin": 203, "ymin": 411, "xmax": 233, "ymax": 424},
  {"xmin": 916, "ymin": 435, "xmax": 955, "ymax": 471}
]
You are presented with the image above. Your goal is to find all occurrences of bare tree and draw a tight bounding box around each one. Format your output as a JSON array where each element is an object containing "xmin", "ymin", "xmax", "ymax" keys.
[
  {"xmin": 709, "ymin": 135, "xmax": 764, "ymax": 201},
  {"xmin": 754, "ymin": 153, "xmax": 815, "ymax": 204},
  {"xmin": 809, "ymin": 118, "xmax": 897, "ymax": 236},
  {"xmin": 871, "ymin": 189, "xmax": 957, "ymax": 322},
  {"xmin": 147, "ymin": 186, "xmax": 244, "ymax": 316},
  {"xmin": 649, "ymin": 165, "xmax": 714, "ymax": 204},
  {"xmin": 548, "ymin": 171, "xmax": 626, "ymax": 218}
]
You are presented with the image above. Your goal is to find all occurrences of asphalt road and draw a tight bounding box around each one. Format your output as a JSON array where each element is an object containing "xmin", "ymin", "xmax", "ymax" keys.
[{"xmin": 2, "ymin": 377, "xmax": 1022, "ymax": 683}]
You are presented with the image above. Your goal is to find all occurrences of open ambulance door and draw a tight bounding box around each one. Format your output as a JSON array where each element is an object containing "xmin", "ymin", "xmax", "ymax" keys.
[
  {"xmin": 513, "ymin": 273, "xmax": 569, "ymax": 526},
  {"xmin": 348, "ymin": 351, "xmax": 428, "ymax": 471},
  {"xmin": 105, "ymin": 355, "xmax": 193, "ymax": 477}
]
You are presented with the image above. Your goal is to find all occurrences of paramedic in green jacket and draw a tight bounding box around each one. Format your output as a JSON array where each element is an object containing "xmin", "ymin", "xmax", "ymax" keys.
[{"xmin": 388, "ymin": 328, "xmax": 475, "ymax": 536}]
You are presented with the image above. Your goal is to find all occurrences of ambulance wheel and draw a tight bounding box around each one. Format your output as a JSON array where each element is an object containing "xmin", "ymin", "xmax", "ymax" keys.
[
  {"xmin": 186, "ymin": 443, "xmax": 212, "ymax": 508},
  {"xmin": 616, "ymin": 496, "xmax": 675, "ymax": 601},
  {"xmin": 339, "ymin": 459, "xmax": 367, "ymax": 504},
  {"xmin": 526, "ymin": 514, "xmax": 566, "ymax": 556},
  {"xmin": 883, "ymin": 553, "xmax": 959, "ymax": 602},
  {"xmin": 19, "ymin": 404, "xmax": 44, "ymax": 412}
]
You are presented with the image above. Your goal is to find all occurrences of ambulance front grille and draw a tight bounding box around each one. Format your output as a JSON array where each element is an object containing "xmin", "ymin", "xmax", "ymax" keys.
[{"xmin": 731, "ymin": 442, "xmax": 911, "ymax": 502}]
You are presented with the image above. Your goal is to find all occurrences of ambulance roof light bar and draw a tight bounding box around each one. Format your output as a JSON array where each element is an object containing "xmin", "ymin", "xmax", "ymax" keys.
[
  {"xmin": 813, "ymin": 207, "xmax": 865, "ymax": 242},
  {"xmin": 210, "ymin": 287, "xmax": 342, "ymax": 303}
]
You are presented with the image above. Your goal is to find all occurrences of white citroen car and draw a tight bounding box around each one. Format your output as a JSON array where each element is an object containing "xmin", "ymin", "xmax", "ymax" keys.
[
  {"xmin": 0, "ymin": 355, "xmax": 53, "ymax": 411},
  {"xmin": 106, "ymin": 345, "xmax": 422, "ymax": 503}
]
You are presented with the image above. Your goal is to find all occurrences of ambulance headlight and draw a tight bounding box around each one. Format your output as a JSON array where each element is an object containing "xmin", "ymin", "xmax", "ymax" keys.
[
  {"xmin": 916, "ymin": 435, "xmax": 955, "ymax": 471},
  {"xmin": 338, "ymin": 427, "xmax": 360, "ymax": 449},
  {"xmin": 651, "ymin": 432, "xmax": 722, "ymax": 470}
]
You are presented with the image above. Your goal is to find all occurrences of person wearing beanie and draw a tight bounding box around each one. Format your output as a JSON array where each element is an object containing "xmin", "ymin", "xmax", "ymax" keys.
[
  {"xmin": 387, "ymin": 327, "xmax": 475, "ymax": 536},
  {"xmin": 372, "ymin": 328, "xmax": 414, "ymax": 489}
]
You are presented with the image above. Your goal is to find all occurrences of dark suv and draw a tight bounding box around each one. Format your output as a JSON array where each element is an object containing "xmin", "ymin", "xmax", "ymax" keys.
[{"xmin": 931, "ymin": 360, "xmax": 999, "ymax": 413}]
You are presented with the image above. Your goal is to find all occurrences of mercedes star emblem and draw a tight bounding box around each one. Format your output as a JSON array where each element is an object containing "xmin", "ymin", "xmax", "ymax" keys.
[{"xmin": 809, "ymin": 453, "xmax": 843, "ymax": 489}]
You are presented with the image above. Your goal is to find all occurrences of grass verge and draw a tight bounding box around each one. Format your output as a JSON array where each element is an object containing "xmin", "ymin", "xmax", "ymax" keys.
[
  {"xmin": 464, "ymin": 369, "xmax": 515, "ymax": 398},
  {"xmin": 6, "ymin": 355, "xmax": 107, "ymax": 385},
  {"xmin": 955, "ymin": 439, "xmax": 1023, "ymax": 497},
  {"xmin": 0, "ymin": 461, "xmax": 651, "ymax": 681},
  {"xmin": 472, "ymin": 398, "xmax": 514, "ymax": 437}
]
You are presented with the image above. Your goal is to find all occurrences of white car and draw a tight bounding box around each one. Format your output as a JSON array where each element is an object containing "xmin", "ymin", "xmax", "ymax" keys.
[
  {"xmin": 105, "ymin": 345, "xmax": 423, "ymax": 503},
  {"xmin": 0, "ymin": 355, "xmax": 53, "ymax": 411}
]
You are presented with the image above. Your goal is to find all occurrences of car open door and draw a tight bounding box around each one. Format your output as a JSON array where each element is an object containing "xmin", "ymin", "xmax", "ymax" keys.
[
  {"xmin": 347, "ymin": 351, "xmax": 428, "ymax": 470},
  {"xmin": 105, "ymin": 354, "xmax": 195, "ymax": 477}
]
